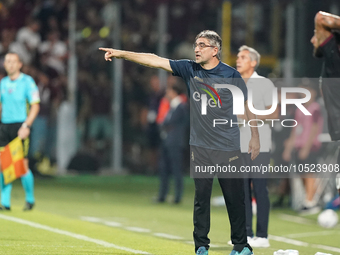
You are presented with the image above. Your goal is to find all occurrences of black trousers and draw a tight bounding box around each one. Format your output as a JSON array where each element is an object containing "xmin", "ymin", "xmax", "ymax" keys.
[
  {"xmin": 191, "ymin": 146, "xmax": 251, "ymax": 253},
  {"xmin": 242, "ymin": 153, "xmax": 270, "ymax": 238},
  {"xmin": 158, "ymin": 145, "xmax": 184, "ymax": 203}
]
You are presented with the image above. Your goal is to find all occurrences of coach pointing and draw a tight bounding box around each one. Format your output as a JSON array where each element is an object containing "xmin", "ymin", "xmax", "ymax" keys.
[{"xmin": 100, "ymin": 30, "xmax": 259, "ymax": 255}]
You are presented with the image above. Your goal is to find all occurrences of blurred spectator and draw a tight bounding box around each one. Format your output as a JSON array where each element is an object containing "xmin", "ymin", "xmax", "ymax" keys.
[
  {"xmin": 76, "ymin": 69, "xmax": 92, "ymax": 148},
  {"xmin": 38, "ymin": 52, "xmax": 59, "ymax": 80},
  {"xmin": 1, "ymin": 0, "xmax": 224, "ymax": 174},
  {"xmin": 173, "ymin": 33, "xmax": 196, "ymax": 60},
  {"xmin": 0, "ymin": 4, "xmax": 13, "ymax": 31},
  {"xmin": 168, "ymin": 0, "xmax": 189, "ymax": 50},
  {"xmin": 157, "ymin": 82, "xmax": 188, "ymax": 204},
  {"xmin": 84, "ymin": 8, "xmax": 103, "ymax": 31},
  {"xmin": 54, "ymin": 0, "xmax": 69, "ymax": 39},
  {"xmin": 38, "ymin": 30, "xmax": 67, "ymax": 74},
  {"xmin": 0, "ymin": 1, "xmax": 34, "ymax": 31},
  {"xmin": 145, "ymin": 75, "xmax": 164, "ymax": 173},
  {"xmin": 100, "ymin": 0, "xmax": 117, "ymax": 28},
  {"xmin": 88, "ymin": 71, "xmax": 112, "ymax": 165},
  {"xmin": 35, "ymin": 0, "xmax": 58, "ymax": 40},
  {"xmin": 46, "ymin": 15, "xmax": 60, "ymax": 33},
  {"xmin": 0, "ymin": 29, "xmax": 15, "ymax": 69},
  {"xmin": 283, "ymin": 83, "xmax": 324, "ymax": 215},
  {"xmin": 30, "ymin": 72, "xmax": 53, "ymax": 159},
  {"xmin": 0, "ymin": 28, "xmax": 31, "ymax": 65},
  {"xmin": 16, "ymin": 19, "xmax": 41, "ymax": 64}
]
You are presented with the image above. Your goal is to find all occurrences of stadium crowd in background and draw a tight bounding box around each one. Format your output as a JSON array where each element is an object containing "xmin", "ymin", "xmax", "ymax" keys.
[
  {"xmin": 0, "ymin": 0, "xmax": 339, "ymax": 214},
  {"xmin": 0, "ymin": 0, "xmax": 279, "ymax": 171},
  {"xmin": 0, "ymin": 0, "xmax": 224, "ymax": 172},
  {"xmin": 0, "ymin": 0, "xmax": 68, "ymax": 170}
]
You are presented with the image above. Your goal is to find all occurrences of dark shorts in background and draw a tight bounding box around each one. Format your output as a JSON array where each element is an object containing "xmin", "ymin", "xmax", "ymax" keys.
[{"xmin": 0, "ymin": 123, "xmax": 29, "ymax": 158}]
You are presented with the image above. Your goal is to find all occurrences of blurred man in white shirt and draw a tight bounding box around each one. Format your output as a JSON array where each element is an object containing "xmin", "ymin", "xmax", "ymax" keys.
[{"xmin": 236, "ymin": 45, "xmax": 278, "ymax": 248}]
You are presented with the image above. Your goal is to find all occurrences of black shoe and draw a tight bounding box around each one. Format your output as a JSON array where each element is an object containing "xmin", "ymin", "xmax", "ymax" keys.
[
  {"xmin": 0, "ymin": 205, "xmax": 11, "ymax": 211},
  {"xmin": 156, "ymin": 198, "xmax": 165, "ymax": 203},
  {"xmin": 152, "ymin": 197, "xmax": 165, "ymax": 204},
  {"xmin": 23, "ymin": 202, "xmax": 34, "ymax": 211}
]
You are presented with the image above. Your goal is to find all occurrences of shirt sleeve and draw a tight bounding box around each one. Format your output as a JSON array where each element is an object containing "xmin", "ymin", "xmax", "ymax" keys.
[
  {"xmin": 26, "ymin": 76, "xmax": 40, "ymax": 104},
  {"xmin": 169, "ymin": 60, "xmax": 193, "ymax": 82},
  {"xmin": 232, "ymin": 71, "xmax": 248, "ymax": 102}
]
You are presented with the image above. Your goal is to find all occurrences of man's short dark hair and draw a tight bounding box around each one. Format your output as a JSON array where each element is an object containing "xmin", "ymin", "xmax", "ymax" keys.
[{"xmin": 195, "ymin": 30, "xmax": 222, "ymax": 60}]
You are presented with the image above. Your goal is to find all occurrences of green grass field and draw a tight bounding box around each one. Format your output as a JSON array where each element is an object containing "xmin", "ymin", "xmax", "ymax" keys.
[{"xmin": 0, "ymin": 175, "xmax": 339, "ymax": 255}]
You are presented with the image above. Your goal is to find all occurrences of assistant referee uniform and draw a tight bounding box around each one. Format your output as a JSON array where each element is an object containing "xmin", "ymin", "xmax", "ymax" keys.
[{"xmin": 0, "ymin": 72, "xmax": 40, "ymax": 209}]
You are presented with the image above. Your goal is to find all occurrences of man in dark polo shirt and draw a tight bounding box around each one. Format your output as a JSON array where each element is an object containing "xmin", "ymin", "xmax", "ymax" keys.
[
  {"xmin": 100, "ymin": 30, "xmax": 260, "ymax": 255},
  {"xmin": 311, "ymin": 11, "xmax": 340, "ymax": 192}
]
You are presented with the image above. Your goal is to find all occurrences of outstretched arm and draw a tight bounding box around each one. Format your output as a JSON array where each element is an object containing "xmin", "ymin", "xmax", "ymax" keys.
[{"xmin": 99, "ymin": 48, "xmax": 173, "ymax": 72}]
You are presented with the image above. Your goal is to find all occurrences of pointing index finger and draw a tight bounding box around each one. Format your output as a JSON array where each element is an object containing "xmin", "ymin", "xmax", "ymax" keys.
[{"xmin": 99, "ymin": 48, "xmax": 111, "ymax": 51}]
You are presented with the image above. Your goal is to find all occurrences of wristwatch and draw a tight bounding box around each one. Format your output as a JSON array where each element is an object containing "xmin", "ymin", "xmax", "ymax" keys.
[{"xmin": 22, "ymin": 122, "xmax": 31, "ymax": 129}]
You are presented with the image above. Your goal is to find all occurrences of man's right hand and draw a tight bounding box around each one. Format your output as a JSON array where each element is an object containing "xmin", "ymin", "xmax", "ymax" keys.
[{"xmin": 99, "ymin": 48, "xmax": 121, "ymax": 61}]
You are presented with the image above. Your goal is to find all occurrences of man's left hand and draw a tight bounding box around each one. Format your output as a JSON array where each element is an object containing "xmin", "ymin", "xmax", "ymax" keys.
[{"xmin": 248, "ymin": 136, "xmax": 260, "ymax": 160}]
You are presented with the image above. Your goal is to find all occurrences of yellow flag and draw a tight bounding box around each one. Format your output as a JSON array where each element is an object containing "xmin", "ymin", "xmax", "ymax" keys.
[{"xmin": 0, "ymin": 137, "xmax": 26, "ymax": 184}]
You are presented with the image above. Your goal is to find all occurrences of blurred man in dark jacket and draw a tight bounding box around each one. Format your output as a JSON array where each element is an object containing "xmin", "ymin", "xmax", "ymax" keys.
[{"xmin": 157, "ymin": 82, "xmax": 188, "ymax": 204}]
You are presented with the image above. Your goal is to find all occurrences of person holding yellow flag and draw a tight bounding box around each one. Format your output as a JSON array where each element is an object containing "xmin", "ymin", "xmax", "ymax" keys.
[{"xmin": 0, "ymin": 52, "xmax": 40, "ymax": 211}]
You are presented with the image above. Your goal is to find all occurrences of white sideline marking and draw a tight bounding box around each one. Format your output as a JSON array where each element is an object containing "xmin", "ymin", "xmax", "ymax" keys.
[
  {"xmin": 285, "ymin": 230, "xmax": 338, "ymax": 238},
  {"xmin": 270, "ymin": 235, "xmax": 340, "ymax": 254},
  {"xmin": 81, "ymin": 217, "xmax": 123, "ymax": 227},
  {"xmin": 153, "ymin": 233, "xmax": 183, "ymax": 240},
  {"xmin": 0, "ymin": 214, "xmax": 151, "ymax": 255},
  {"xmin": 79, "ymin": 216, "xmax": 340, "ymax": 253},
  {"xmin": 103, "ymin": 221, "xmax": 123, "ymax": 227},
  {"xmin": 269, "ymin": 235, "xmax": 309, "ymax": 247},
  {"xmin": 81, "ymin": 216, "xmax": 180, "ymax": 240},
  {"xmin": 80, "ymin": 216, "xmax": 103, "ymax": 223},
  {"xmin": 125, "ymin": 227, "xmax": 151, "ymax": 233},
  {"xmin": 312, "ymin": 244, "xmax": 340, "ymax": 253}
]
